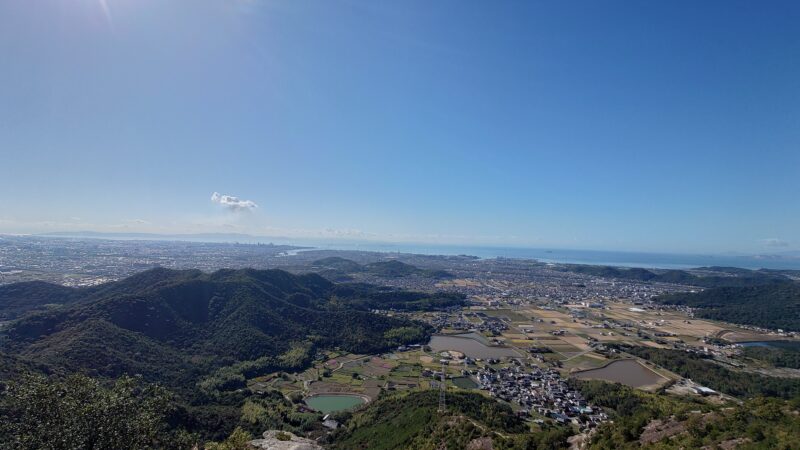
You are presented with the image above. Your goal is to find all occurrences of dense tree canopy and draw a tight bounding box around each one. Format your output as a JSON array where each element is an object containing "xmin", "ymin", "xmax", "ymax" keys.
[
  {"xmin": 0, "ymin": 374, "xmax": 184, "ymax": 450},
  {"xmin": 655, "ymin": 282, "xmax": 800, "ymax": 331},
  {"xmin": 572, "ymin": 379, "xmax": 800, "ymax": 449},
  {"xmin": 0, "ymin": 268, "xmax": 459, "ymax": 441},
  {"xmin": 329, "ymin": 390, "xmax": 570, "ymax": 450},
  {"xmin": 561, "ymin": 265, "xmax": 791, "ymax": 288}
]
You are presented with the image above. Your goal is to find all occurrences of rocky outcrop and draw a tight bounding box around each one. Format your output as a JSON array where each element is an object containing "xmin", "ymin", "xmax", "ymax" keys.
[
  {"xmin": 248, "ymin": 431, "xmax": 323, "ymax": 450},
  {"xmin": 466, "ymin": 436, "xmax": 494, "ymax": 449}
]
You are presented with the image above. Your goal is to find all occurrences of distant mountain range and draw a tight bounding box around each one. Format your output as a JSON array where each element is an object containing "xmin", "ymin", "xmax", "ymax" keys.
[{"xmin": 558, "ymin": 264, "xmax": 797, "ymax": 288}]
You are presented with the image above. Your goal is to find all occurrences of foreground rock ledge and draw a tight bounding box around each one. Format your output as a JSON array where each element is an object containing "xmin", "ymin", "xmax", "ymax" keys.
[{"xmin": 248, "ymin": 430, "xmax": 323, "ymax": 450}]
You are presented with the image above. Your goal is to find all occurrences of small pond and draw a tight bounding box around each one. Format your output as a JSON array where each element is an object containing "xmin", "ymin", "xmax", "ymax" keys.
[
  {"xmin": 452, "ymin": 376, "xmax": 479, "ymax": 389},
  {"xmin": 428, "ymin": 335, "xmax": 521, "ymax": 359},
  {"xmin": 573, "ymin": 359, "xmax": 666, "ymax": 388},
  {"xmin": 305, "ymin": 394, "xmax": 366, "ymax": 414}
]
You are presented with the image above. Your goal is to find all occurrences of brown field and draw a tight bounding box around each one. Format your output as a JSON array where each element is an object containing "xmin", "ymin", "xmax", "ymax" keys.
[
  {"xmin": 530, "ymin": 309, "xmax": 573, "ymax": 319},
  {"xmin": 640, "ymin": 340, "xmax": 670, "ymax": 348},
  {"xmin": 483, "ymin": 309, "xmax": 530, "ymax": 322},
  {"xmin": 559, "ymin": 335, "xmax": 592, "ymax": 351},
  {"xmin": 601, "ymin": 302, "xmax": 780, "ymax": 348},
  {"xmin": 436, "ymin": 278, "xmax": 483, "ymax": 288},
  {"xmin": 562, "ymin": 352, "xmax": 608, "ymax": 371},
  {"xmin": 716, "ymin": 329, "xmax": 785, "ymax": 343},
  {"xmin": 361, "ymin": 357, "xmax": 395, "ymax": 376},
  {"xmin": 503, "ymin": 332, "xmax": 528, "ymax": 340}
]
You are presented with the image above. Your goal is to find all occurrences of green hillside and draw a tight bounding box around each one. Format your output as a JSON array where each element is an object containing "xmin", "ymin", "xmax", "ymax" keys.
[
  {"xmin": 0, "ymin": 268, "xmax": 444, "ymax": 391},
  {"xmin": 560, "ymin": 264, "xmax": 790, "ymax": 288},
  {"xmin": 0, "ymin": 281, "xmax": 80, "ymax": 320},
  {"xmin": 364, "ymin": 260, "xmax": 453, "ymax": 279},
  {"xmin": 312, "ymin": 257, "xmax": 364, "ymax": 273},
  {"xmin": 311, "ymin": 257, "xmax": 454, "ymax": 280},
  {"xmin": 572, "ymin": 379, "xmax": 800, "ymax": 450},
  {"xmin": 328, "ymin": 390, "xmax": 571, "ymax": 450},
  {"xmin": 0, "ymin": 268, "xmax": 466, "ymax": 443},
  {"xmin": 654, "ymin": 282, "xmax": 800, "ymax": 331}
]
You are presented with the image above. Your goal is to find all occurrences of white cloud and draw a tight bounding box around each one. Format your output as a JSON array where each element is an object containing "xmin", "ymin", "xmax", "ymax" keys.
[
  {"xmin": 321, "ymin": 228, "xmax": 376, "ymax": 238},
  {"xmin": 118, "ymin": 218, "xmax": 150, "ymax": 225},
  {"xmin": 211, "ymin": 192, "xmax": 258, "ymax": 212},
  {"xmin": 761, "ymin": 238, "xmax": 790, "ymax": 247}
]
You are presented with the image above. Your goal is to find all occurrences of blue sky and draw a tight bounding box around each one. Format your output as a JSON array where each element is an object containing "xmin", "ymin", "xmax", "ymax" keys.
[{"xmin": 1, "ymin": 0, "xmax": 798, "ymax": 253}]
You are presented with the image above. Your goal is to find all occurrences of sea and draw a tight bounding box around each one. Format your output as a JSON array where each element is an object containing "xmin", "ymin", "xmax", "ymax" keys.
[
  {"xmin": 284, "ymin": 241, "xmax": 800, "ymax": 271},
  {"xmin": 36, "ymin": 232, "xmax": 800, "ymax": 271}
]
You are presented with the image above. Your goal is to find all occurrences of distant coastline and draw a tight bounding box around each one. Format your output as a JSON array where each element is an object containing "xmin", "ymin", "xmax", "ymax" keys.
[
  {"xmin": 290, "ymin": 242, "xmax": 800, "ymax": 271},
  {"xmin": 30, "ymin": 232, "xmax": 800, "ymax": 271}
]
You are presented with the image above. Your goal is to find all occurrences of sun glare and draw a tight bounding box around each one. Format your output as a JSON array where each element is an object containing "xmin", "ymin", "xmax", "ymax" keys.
[{"xmin": 97, "ymin": 0, "xmax": 113, "ymax": 28}]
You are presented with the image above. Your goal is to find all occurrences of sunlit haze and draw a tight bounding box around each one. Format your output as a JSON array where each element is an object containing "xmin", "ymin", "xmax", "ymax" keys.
[{"xmin": 1, "ymin": 0, "xmax": 799, "ymax": 254}]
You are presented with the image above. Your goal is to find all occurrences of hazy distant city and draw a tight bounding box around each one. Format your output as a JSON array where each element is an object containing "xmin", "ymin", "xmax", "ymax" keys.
[{"xmin": 0, "ymin": 235, "xmax": 698, "ymax": 301}]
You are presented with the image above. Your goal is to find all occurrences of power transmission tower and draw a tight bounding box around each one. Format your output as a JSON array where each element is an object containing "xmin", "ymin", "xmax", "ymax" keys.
[{"xmin": 438, "ymin": 359, "xmax": 447, "ymax": 413}]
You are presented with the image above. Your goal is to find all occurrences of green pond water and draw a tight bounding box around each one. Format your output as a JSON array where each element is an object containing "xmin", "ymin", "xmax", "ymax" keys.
[
  {"xmin": 305, "ymin": 395, "xmax": 365, "ymax": 414},
  {"xmin": 452, "ymin": 376, "xmax": 479, "ymax": 389}
]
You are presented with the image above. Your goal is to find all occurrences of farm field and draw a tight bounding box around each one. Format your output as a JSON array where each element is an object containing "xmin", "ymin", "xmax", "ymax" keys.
[{"xmin": 246, "ymin": 295, "xmax": 794, "ymax": 419}]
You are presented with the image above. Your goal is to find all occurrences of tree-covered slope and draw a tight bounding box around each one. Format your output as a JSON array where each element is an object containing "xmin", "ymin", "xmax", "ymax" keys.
[
  {"xmin": 560, "ymin": 264, "xmax": 791, "ymax": 288},
  {"xmin": 654, "ymin": 282, "xmax": 800, "ymax": 331},
  {"xmin": 328, "ymin": 390, "xmax": 571, "ymax": 450},
  {"xmin": 311, "ymin": 257, "xmax": 454, "ymax": 280},
  {"xmin": 364, "ymin": 260, "xmax": 454, "ymax": 279},
  {"xmin": 572, "ymin": 379, "xmax": 800, "ymax": 450},
  {"xmin": 0, "ymin": 373, "xmax": 184, "ymax": 450},
  {"xmin": 0, "ymin": 268, "xmax": 437, "ymax": 392},
  {"xmin": 312, "ymin": 257, "xmax": 364, "ymax": 273},
  {"xmin": 0, "ymin": 281, "xmax": 80, "ymax": 320},
  {"xmin": 330, "ymin": 283, "xmax": 465, "ymax": 311}
]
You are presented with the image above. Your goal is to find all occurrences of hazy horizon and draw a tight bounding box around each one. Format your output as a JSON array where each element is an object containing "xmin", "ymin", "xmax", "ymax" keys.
[
  {"xmin": 2, "ymin": 1, "xmax": 799, "ymax": 254},
  {"xmin": 7, "ymin": 230, "xmax": 800, "ymax": 262}
]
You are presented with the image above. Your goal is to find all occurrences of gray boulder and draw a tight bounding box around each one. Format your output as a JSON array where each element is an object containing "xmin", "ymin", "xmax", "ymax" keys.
[{"xmin": 248, "ymin": 430, "xmax": 324, "ymax": 450}]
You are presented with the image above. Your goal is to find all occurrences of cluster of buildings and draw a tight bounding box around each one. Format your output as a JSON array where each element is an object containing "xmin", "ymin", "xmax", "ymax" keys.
[
  {"xmin": 471, "ymin": 313, "xmax": 509, "ymax": 335},
  {"xmin": 0, "ymin": 235, "xmax": 300, "ymax": 286},
  {"xmin": 427, "ymin": 260, "xmax": 690, "ymax": 306},
  {"xmin": 427, "ymin": 312, "xmax": 473, "ymax": 331},
  {"xmin": 476, "ymin": 363, "xmax": 608, "ymax": 430},
  {"xmin": 423, "ymin": 312, "xmax": 510, "ymax": 335}
]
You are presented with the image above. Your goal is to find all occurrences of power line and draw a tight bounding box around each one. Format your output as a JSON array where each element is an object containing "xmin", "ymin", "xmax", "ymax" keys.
[{"xmin": 438, "ymin": 359, "xmax": 447, "ymax": 413}]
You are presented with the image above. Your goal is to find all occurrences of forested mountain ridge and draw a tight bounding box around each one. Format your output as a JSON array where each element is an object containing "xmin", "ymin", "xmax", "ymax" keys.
[
  {"xmin": 654, "ymin": 281, "xmax": 800, "ymax": 331},
  {"xmin": 559, "ymin": 264, "xmax": 792, "ymax": 288},
  {"xmin": 0, "ymin": 268, "xmax": 208, "ymax": 320},
  {"xmin": 0, "ymin": 281, "xmax": 80, "ymax": 320},
  {"xmin": 0, "ymin": 268, "xmax": 449, "ymax": 392},
  {"xmin": 312, "ymin": 257, "xmax": 454, "ymax": 279}
]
